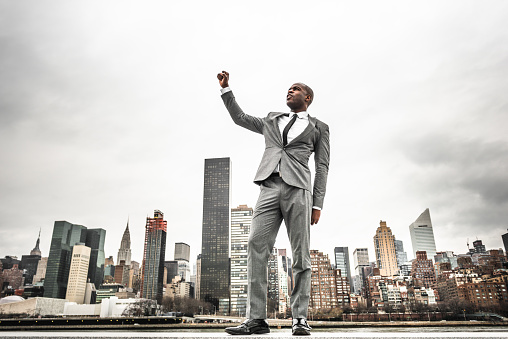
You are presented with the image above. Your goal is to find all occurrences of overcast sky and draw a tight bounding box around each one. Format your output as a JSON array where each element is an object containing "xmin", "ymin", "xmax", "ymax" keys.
[{"xmin": 1, "ymin": 1, "xmax": 507, "ymax": 271}]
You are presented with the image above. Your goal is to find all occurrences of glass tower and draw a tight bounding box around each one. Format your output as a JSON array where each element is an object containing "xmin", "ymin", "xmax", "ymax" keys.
[
  {"xmin": 141, "ymin": 210, "xmax": 167, "ymax": 303},
  {"xmin": 200, "ymin": 157, "xmax": 231, "ymax": 312},
  {"xmin": 409, "ymin": 208, "xmax": 437, "ymax": 260},
  {"xmin": 44, "ymin": 221, "xmax": 87, "ymax": 299},
  {"xmin": 85, "ymin": 228, "xmax": 106, "ymax": 288},
  {"xmin": 334, "ymin": 247, "xmax": 351, "ymax": 283}
]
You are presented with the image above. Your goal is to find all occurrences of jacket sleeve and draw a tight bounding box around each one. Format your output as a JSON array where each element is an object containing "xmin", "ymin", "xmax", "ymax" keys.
[
  {"xmin": 221, "ymin": 91, "xmax": 264, "ymax": 134},
  {"xmin": 312, "ymin": 122, "xmax": 330, "ymax": 209}
]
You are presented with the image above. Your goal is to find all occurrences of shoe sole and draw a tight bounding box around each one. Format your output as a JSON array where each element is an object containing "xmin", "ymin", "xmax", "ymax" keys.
[
  {"xmin": 292, "ymin": 328, "xmax": 311, "ymax": 336},
  {"xmin": 225, "ymin": 328, "xmax": 270, "ymax": 335}
]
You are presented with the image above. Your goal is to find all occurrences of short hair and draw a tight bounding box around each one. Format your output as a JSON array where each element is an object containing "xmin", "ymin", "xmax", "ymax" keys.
[{"xmin": 297, "ymin": 82, "xmax": 314, "ymax": 106}]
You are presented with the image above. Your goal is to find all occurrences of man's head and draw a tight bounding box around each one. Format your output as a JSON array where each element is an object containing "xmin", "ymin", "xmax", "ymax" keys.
[{"xmin": 286, "ymin": 83, "xmax": 314, "ymax": 112}]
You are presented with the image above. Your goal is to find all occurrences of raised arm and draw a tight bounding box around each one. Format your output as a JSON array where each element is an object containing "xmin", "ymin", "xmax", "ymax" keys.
[{"xmin": 217, "ymin": 71, "xmax": 264, "ymax": 134}]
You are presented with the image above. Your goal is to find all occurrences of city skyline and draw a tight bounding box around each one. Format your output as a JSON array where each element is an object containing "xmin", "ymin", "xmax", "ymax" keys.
[{"xmin": 1, "ymin": 1, "xmax": 507, "ymax": 268}]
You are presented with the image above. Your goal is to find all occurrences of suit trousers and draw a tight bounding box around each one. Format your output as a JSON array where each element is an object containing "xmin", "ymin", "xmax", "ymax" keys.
[{"xmin": 246, "ymin": 176, "xmax": 312, "ymax": 319}]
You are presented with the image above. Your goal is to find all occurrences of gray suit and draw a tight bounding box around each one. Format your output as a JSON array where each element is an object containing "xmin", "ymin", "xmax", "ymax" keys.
[{"xmin": 222, "ymin": 90, "xmax": 330, "ymax": 319}]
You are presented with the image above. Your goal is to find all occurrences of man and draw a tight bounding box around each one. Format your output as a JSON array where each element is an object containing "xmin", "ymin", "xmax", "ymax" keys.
[{"xmin": 218, "ymin": 71, "xmax": 330, "ymax": 336}]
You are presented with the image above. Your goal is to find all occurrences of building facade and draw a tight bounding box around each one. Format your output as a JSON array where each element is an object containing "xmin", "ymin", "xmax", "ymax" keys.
[
  {"xmin": 44, "ymin": 221, "xmax": 87, "ymax": 299},
  {"xmin": 230, "ymin": 205, "xmax": 252, "ymax": 317},
  {"xmin": 65, "ymin": 244, "xmax": 91, "ymax": 304},
  {"xmin": 334, "ymin": 247, "xmax": 351, "ymax": 284},
  {"xmin": 140, "ymin": 210, "xmax": 167, "ymax": 303},
  {"xmin": 410, "ymin": 251, "xmax": 436, "ymax": 289},
  {"xmin": 353, "ymin": 248, "xmax": 370, "ymax": 294},
  {"xmin": 117, "ymin": 221, "xmax": 132, "ymax": 266},
  {"xmin": 200, "ymin": 157, "xmax": 231, "ymax": 312},
  {"xmin": 409, "ymin": 208, "xmax": 437, "ymax": 260},
  {"xmin": 373, "ymin": 221, "xmax": 399, "ymax": 277}
]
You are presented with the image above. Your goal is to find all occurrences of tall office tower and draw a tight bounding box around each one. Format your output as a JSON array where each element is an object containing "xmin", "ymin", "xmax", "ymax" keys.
[
  {"xmin": 394, "ymin": 240, "xmax": 408, "ymax": 267},
  {"xmin": 164, "ymin": 261, "xmax": 179, "ymax": 283},
  {"xmin": 409, "ymin": 208, "xmax": 437, "ymax": 260},
  {"xmin": 334, "ymin": 247, "xmax": 351, "ymax": 283},
  {"xmin": 267, "ymin": 247, "xmax": 279, "ymax": 317},
  {"xmin": 373, "ymin": 221, "xmax": 399, "ymax": 277},
  {"xmin": 44, "ymin": 221, "xmax": 87, "ymax": 298},
  {"xmin": 65, "ymin": 244, "xmax": 91, "ymax": 304},
  {"xmin": 277, "ymin": 249, "xmax": 292, "ymax": 317},
  {"xmin": 230, "ymin": 205, "xmax": 252, "ymax": 317},
  {"xmin": 175, "ymin": 243, "xmax": 191, "ymax": 282},
  {"xmin": 117, "ymin": 220, "xmax": 132, "ymax": 266},
  {"xmin": 85, "ymin": 228, "xmax": 106, "ymax": 288},
  {"xmin": 175, "ymin": 242, "xmax": 191, "ymax": 261},
  {"xmin": 140, "ymin": 210, "xmax": 167, "ymax": 303},
  {"xmin": 353, "ymin": 248, "xmax": 370, "ymax": 294},
  {"xmin": 31, "ymin": 229, "xmax": 42, "ymax": 256},
  {"xmin": 200, "ymin": 157, "xmax": 231, "ymax": 311},
  {"xmin": 502, "ymin": 231, "xmax": 508, "ymax": 256},
  {"xmin": 32, "ymin": 257, "xmax": 48, "ymax": 285},
  {"xmin": 410, "ymin": 251, "xmax": 436, "ymax": 289},
  {"xmin": 195, "ymin": 254, "xmax": 201, "ymax": 300},
  {"xmin": 309, "ymin": 250, "xmax": 338, "ymax": 310},
  {"xmin": 21, "ymin": 232, "xmax": 42, "ymax": 285}
]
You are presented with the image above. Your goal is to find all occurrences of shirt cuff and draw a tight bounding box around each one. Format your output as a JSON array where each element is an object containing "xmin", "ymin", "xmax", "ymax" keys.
[
  {"xmin": 220, "ymin": 87, "xmax": 231, "ymax": 95},
  {"xmin": 312, "ymin": 206, "xmax": 321, "ymax": 210}
]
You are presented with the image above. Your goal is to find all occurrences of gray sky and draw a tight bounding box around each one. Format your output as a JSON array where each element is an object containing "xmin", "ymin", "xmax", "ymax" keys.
[{"xmin": 1, "ymin": 0, "xmax": 507, "ymax": 269}]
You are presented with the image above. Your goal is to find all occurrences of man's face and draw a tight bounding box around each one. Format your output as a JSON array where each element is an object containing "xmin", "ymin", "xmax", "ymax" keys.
[{"xmin": 286, "ymin": 83, "xmax": 309, "ymax": 111}]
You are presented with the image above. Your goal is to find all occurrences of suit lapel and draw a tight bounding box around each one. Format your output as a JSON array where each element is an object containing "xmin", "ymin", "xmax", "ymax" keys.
[{"xmin": 271, "ymin": 112, "xmax": 286, "ymax": 146}]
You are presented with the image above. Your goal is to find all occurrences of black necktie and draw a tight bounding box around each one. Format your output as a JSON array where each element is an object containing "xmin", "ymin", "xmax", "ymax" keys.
[{"xmin": 282, "ymin": 113, "xmax": 298, "ymax": 146}]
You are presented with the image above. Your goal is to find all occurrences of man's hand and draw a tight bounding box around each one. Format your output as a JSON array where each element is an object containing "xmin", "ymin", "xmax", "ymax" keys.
[
  {"xmin": 311, "ymin": 208, "xmax": 321, "ymax": 225},
  {"xmin": 217, "ymin": 71, "xmax": 229, "ymax": 88}
]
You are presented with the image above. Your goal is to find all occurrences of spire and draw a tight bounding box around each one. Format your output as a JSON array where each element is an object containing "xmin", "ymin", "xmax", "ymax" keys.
[
  {"xmin": 30, "ymin": 228, "xmax": 42, "ymax": 256},
  {"xmin": 117, "ymin": 217, "xmax": 132, "ymax": 265}
]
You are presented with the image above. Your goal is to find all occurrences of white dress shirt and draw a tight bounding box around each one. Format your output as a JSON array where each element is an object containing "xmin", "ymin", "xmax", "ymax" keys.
[{"xmin": 221, "ymin": 86, "xmax": 320, "ymax": 210}]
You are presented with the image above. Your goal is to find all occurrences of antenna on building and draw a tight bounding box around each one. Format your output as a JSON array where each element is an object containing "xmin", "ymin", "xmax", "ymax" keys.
[{"xmin": 467, "ymin": 238, "xmax": 470, "ymax": 249}]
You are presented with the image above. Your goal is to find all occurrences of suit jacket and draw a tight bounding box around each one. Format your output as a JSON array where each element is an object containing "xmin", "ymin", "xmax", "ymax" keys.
[{"xmin": 222, "ymin": 90, "xmax": 330, "ymax": 209}]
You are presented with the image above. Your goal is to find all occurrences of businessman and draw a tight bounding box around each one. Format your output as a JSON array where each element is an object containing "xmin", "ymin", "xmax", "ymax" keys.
[{"xmin": 218, "ymin": 71, "xmax": 330, "ymax": 335}]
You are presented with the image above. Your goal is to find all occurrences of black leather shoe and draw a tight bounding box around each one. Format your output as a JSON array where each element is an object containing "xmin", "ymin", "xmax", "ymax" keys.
[
  {"xmin": 225, "ymin": 319, "xmax": 270, "ymax": 335},
  {"xmin": 292, "ymin": 318, "xmax": 311, "ymax": 335}
]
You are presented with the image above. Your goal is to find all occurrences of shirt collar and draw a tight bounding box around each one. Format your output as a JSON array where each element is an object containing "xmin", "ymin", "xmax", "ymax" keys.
[{"xmin": 289, "ymin": 111, "xmax": 308, "ymax": 119}]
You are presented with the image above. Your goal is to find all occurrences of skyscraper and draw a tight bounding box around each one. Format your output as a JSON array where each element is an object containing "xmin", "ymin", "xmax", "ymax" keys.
[
  {"xmin": 44, "ymin": 221, "xmax": 87, "ymax": 299},
  {"xmin": 373, "ymin": 220, "xmax": 398, "ymax": 277},
  {"xmin": 353, "ymin": 248, "xmax": 370, "ymax": 294},
  {"xmin": 117, "ymin": 220, "xmax": 132, "ymax": 266},
  {"xmin": 175, "ymin": 243, "xmax": 191, "ymax": 282},
  {"xmin": 175, "ymin": 243, "xmax": 190, "ymax": 261},
  {"xmin": 200, "ymin": 157, "xmax": 231, "ymax": 312},
  {"xmin": 394, "ymin": 239, "xmax": 408, "ymax": 267},
  {"xmin": 21, "ymin": 231, "xmax": 42, "ymax": 285},
  {"xmin": 30, "ymin": 229, "xmax": 42, "ymax": 256},
  {"xmin": 141, "ymin": 210, "xmax": 167, "ymax": 303},
  {"xmin": 44, "ymin": 221, "xmax": 106, "ymax": 298},
  {"xmin": 85, "ymin": 228, "xmax": 106, "ymax": 288},
  {"xmin": 65, "ymin": 244, "xmax": 91, "ymax": 304},
  {"xmin": 502, "ymin": 231, "xmax": 508, "ymax": 256},
  {"xmin": 230, "ymin": 205, "xmax": 252, "ymax": 317},
  {"xmin": 334, "ymin": 247, "xmax": 351, "ymax": 284},
  {"xmin": 409, "ymin": 208, "xmax": 437, "ymax": 260}
]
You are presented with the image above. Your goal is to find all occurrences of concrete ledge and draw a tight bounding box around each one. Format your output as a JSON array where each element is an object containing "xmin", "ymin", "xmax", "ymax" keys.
[{"xmin": 0, "ymin": 332, "xmax": 508, "ymax": 339}]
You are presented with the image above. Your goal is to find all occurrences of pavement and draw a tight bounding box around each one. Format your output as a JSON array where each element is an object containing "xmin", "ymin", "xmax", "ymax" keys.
[{"xmin": 1, "ymin": 331, "xmax": 508, "ymax": 339}]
